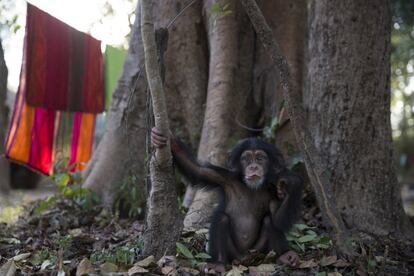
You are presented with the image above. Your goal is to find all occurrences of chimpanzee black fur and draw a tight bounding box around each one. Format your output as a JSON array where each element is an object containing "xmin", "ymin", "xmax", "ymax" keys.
[{"xmin": 151, "ymin": 130, "xmax": 303, "ymax": 267}]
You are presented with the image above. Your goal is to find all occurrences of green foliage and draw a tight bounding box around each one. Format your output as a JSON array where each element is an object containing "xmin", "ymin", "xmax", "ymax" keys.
[
  {"xmin": 262, "ymin": 100, "xmax": 285, "ymax": 141},
  {"xmin": 390, "ymin": 0, "xmax": 414, "ymax": 180},
  {"xmin": 176, "ymin": 242, "xmax": 211, "ymax": 267},
  {"xmin": 289, "ymin": 155, "xmax": 304, "ymax": 171},
  {"xmin": 0, "ymin": 206, "xmax": 24, "ymax": 224},
  {"xmin": 0, "ymin": 0, "xmax": 21, "ymax": 35},
  {"xmin": 210, "ymin": 1, "xmax": 232, "ymax": 18},
  {"xmin": 34, "ymin": 159, "xmax": 100, "ymax": 214},
  {"xmin": 90, "ymin": 244, "xmax": 140, "ymax": 266},
  {"xmin": 114, "ymin": 175, "xmax": 144, "ymax": 218},
  {"xmin": 367, "ymin": 257, "xmax": 377, "ymax": 274},
  {"xmin": 287, "ymin": 224, "xmax": 332, "ymax": 253},
  {"xmin": 55, "ymin": 234, "xmax": 73, "ymax": 251},
  {"xmin": 30, "ymin": 248, "xmax": 58, "ymax": 268}
]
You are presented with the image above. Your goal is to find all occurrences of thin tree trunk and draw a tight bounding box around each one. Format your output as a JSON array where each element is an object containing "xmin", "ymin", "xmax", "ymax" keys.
[
  {"xmin": 0, "ymin": 40, "xmax": 10, "ymax": 194},
  {"xmin": 306, "ymin": 0, "xmax": 412, "ymax": 237},
  {"xmin": 141, "ymin": 0, "xmax": 182, "ymax": 258},
  {"xmin": 184, "ymin": 0, "xmax": 260, "ymax": 229},
  {"xmin": 241, "ymin": 0, "xmax": 351, "ymax": 253}
]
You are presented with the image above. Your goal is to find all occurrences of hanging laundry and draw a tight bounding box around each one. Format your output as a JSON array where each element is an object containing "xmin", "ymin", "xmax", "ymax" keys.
[
  {"xmin": 25, "ymin": 3, "xmax": 104, "ymax": 113},
  {"xmin": 5, "ymin": 86, "xmax": 96, "ymax": 175},
  {"xmin": 104, "ymin": 46, "xmax": 126, "ymax": 110},
  {"xmin": 5, "ymin": 3, "xmax": 98, "ymax": 175}
]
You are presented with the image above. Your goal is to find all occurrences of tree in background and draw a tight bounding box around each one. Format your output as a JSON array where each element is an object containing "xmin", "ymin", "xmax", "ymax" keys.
[
  {"xmin": 391, "ymin": 0, "xmax": 414, "ymax": 182},
  {"xmin": 83, "ymin": 0, "xmax": 207, "ymax": 208},
  {"xmin": 0, "ymin": 39, "xmax": 10, "ymax": 193}
]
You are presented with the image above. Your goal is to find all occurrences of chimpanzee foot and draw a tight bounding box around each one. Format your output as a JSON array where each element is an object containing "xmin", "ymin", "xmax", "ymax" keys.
[
  {"xmin": 203, "ymin": 262, "xmax": 226, "ymax": 274},
  {"xmin": 277, "ymin": 250, "xmax": 299, "ymax": 267}
]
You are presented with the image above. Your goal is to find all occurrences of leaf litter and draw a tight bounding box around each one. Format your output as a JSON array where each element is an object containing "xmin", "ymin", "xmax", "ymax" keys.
[{"xmin": 0, "ymin": 190, "xmax": 413, "ymax": 275}]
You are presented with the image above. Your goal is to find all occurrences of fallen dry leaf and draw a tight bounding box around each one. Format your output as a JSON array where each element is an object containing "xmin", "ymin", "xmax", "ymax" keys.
[
  {"xmin": 161, "ymin": 266, "xmax": 177, "ymax": 275},
  {"xmin": 333, "ymin": 259, "xmax": 351, "ymax": 268},
  {"xmin": 157, "ymin": 255, "xmax": 177, "ymax": 267},
  {"xmin": 225, "ymin": 265, "xmax": 248, "ymax": 276},
  {"xmin": 76, "ymin": 258, "xmax": 95, "ymax": 276},
  {"xmin": 179, "ymin": 267, "xmax": 200, "ymax": 275},
  {"xmin": 128, "ymin": 265, "xmax": 149, "ymax": 275},
  {"xmin": 249, "ymin": 263, "xmax": 277, "ymax": 275},
  {"xmin": 320, "ymin": 255, "xmax": 337, "ymax": 267},
  {"xmin": 12, "ymin": 253, "xmax": 31, "ymax": 262},
  {"xmin": 99, "ymin": 262, "xmax": 118, "ymax": 273},
  {"xmin": 135, "ymin": 255, "xmax": 155, "ymax": 268},
  {"xmin": 328, "ymin": 272, "xmax": 343, "ymax": 276},
  {"xmin": 0, "ymin": 260, "xmax": 17, "ymax": 276},
  {"xmin": 299, "ymin": 259, "xmax": 318, "ymax": 269}
]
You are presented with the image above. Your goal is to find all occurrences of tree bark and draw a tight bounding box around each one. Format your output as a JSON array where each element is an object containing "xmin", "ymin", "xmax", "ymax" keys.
[
  {"xmin": 140, "ymin": 0, "xmax": 182, "ymax": 258},
  {"xmin": 82, "ymin": 3, "xmax": 148, "ymax": 205},
  {"xmin": 306, "ymin": 0, "xmax": 412, "ymax": 236},
  {"xmin": 0, "ymin": 39, "xmax": 10, "ymax": 194},
  {"xmin": 83, "ymin": 0, "xmax": 208, "ymax": 207},
  {"xmin": 183, "ymin": 0, "xmax": 260, "ymax": 229},
  {"xmin": 241, "ymin": 0, "xmax": 351, "ymax": 253},
  {"xmin": 254, "ymin": 0, "xmax": 307, "ymax": 161}
]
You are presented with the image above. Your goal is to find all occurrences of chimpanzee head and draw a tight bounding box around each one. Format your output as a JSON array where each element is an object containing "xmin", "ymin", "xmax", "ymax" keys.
[{"xmin": 228, "ymin": 138, "xmax": 286, "ymax": 189}]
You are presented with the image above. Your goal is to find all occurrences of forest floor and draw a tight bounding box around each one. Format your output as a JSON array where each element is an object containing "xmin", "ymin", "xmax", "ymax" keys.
[{"xmin": 0, "ymin": 188, "xmax": 413, "ymax": 276}]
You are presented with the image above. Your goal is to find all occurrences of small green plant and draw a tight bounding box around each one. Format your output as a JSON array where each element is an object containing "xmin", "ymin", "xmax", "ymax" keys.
[
  {"xmin": 262, "ymin": 100, "xmax": 285, "ymax": 141},
  {"xmin": 31, "ymin": 247, "xmax": 57, "ymax": 269},
  {"xmin": 176, "ymin": 242, "xmax": 211, "ymax": 267},
  {"xmin": 114, "ymin": 175, "xmax": 144, "ymax": 218},
  {"xmin": 90, "ymin": 245, "xmax": 140, "ymax": 266},
  {"xmin": 210, "ymin": 1, "xmax": 232, "ymax": 18},
  {"xmin": 55, "ymin": 235, "xmax": 73, "ymax": 252},
  {"xmin": 0, "ymin": 206, "xmax": 24, "ymax": 224},
  {"xmin": 287, "ymin": 224, "xmax": 332, "ymax": 253},
  {"xmin": 34, "ymin": 159, "xmax": 100, "ymax": 214}
]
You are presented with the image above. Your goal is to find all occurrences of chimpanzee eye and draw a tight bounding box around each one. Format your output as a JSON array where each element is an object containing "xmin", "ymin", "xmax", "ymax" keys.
[{"xmin": 256, "ymin": 155, "xmax": 267, "ymax": 162}]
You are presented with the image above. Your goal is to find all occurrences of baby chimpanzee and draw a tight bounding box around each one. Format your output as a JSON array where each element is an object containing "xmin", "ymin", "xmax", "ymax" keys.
[{"xmin": 151, "ymin": 128, "xmax": 303, "ymax": 271}]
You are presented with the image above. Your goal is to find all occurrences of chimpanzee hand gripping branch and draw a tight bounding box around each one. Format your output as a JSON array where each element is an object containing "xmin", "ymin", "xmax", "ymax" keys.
[{"xmin": 151, "ymin": 128, "xmax": 304, "ymax": 270}]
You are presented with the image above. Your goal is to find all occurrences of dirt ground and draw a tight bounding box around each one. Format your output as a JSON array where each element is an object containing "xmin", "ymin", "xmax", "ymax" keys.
[{"xmin": 0, "ymin": 187, "xmax": 413, "ymax": 275}]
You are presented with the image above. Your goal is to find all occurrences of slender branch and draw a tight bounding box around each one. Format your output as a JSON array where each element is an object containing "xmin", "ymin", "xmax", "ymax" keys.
[
  {"xmin": 141, "ymin": 0, "xmax": 183, "ymax": 259},
  {"xmin": 141, "ymin": 0, "xmax": 171, "ymax": 164},
  {"xmin": 241, "ymin": 0, "xmax": 353, "ymax": 255},
  {"xmin": 167, "ymin": 0, "xmax": 199, "ymax": 29}
]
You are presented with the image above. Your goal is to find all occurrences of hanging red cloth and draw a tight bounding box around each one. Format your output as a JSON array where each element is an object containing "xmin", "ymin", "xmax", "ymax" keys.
[
  {"xmin": 4, "ymin": 3, "xmax": 100, "ymax": 175},
  {"xmin": 24, "ymin": 3, "xmax": 104, "ymax": 113}
]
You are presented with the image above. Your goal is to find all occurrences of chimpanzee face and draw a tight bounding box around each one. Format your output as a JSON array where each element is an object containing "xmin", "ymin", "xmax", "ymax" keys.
[{"xmin": 240, "ymin": 149, "xmax": 269, "ymax": 189}]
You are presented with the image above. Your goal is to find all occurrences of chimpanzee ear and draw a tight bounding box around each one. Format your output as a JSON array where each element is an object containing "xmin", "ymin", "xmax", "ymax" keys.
[{"xmin": 228, "ymin": 155, "xmax": 240, "ymax": 172}]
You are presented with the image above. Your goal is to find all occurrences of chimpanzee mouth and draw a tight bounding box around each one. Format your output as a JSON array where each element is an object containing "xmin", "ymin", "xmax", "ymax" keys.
[{"xmin": 245, "ymin": 175, "xmax": 262, "ymax": 180}]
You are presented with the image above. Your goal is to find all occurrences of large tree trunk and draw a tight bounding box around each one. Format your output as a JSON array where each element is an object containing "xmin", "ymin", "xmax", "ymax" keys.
[
  {"xmin": 82, "ymin": 4, "xmax": 148, "ymax": 205},
  {"xmin": 183, "ymin": 0, "xmax": 260, "ymax": 228},
  {"xmin": 254, "ymin": 0, "xmax": 307, "ymax": 161},
  {"xmin": 0, "ymin": 39, "xmax": 10, "ymax": 194},
  {"xmin": 306, "ymin": 0, "xmax": 411, "ymax": 236},
  {"xmin": 83, "ymin": 0, "xmax": 208, "ymax": 206}
]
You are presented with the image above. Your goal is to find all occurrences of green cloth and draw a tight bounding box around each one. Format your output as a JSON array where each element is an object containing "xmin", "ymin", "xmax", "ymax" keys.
[{"xmin": 104, "ymin": 46, "xmax": 127, "ymax": 110}]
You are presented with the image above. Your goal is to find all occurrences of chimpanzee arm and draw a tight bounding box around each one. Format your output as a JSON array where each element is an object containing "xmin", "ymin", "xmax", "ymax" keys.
[
  {"xmin": 270, "ymin": 171, "xmax": 304, "ymax": 233},
  {"xmin": 170, "ymin": 138, "xmax": 229, "ymax": 187}
]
